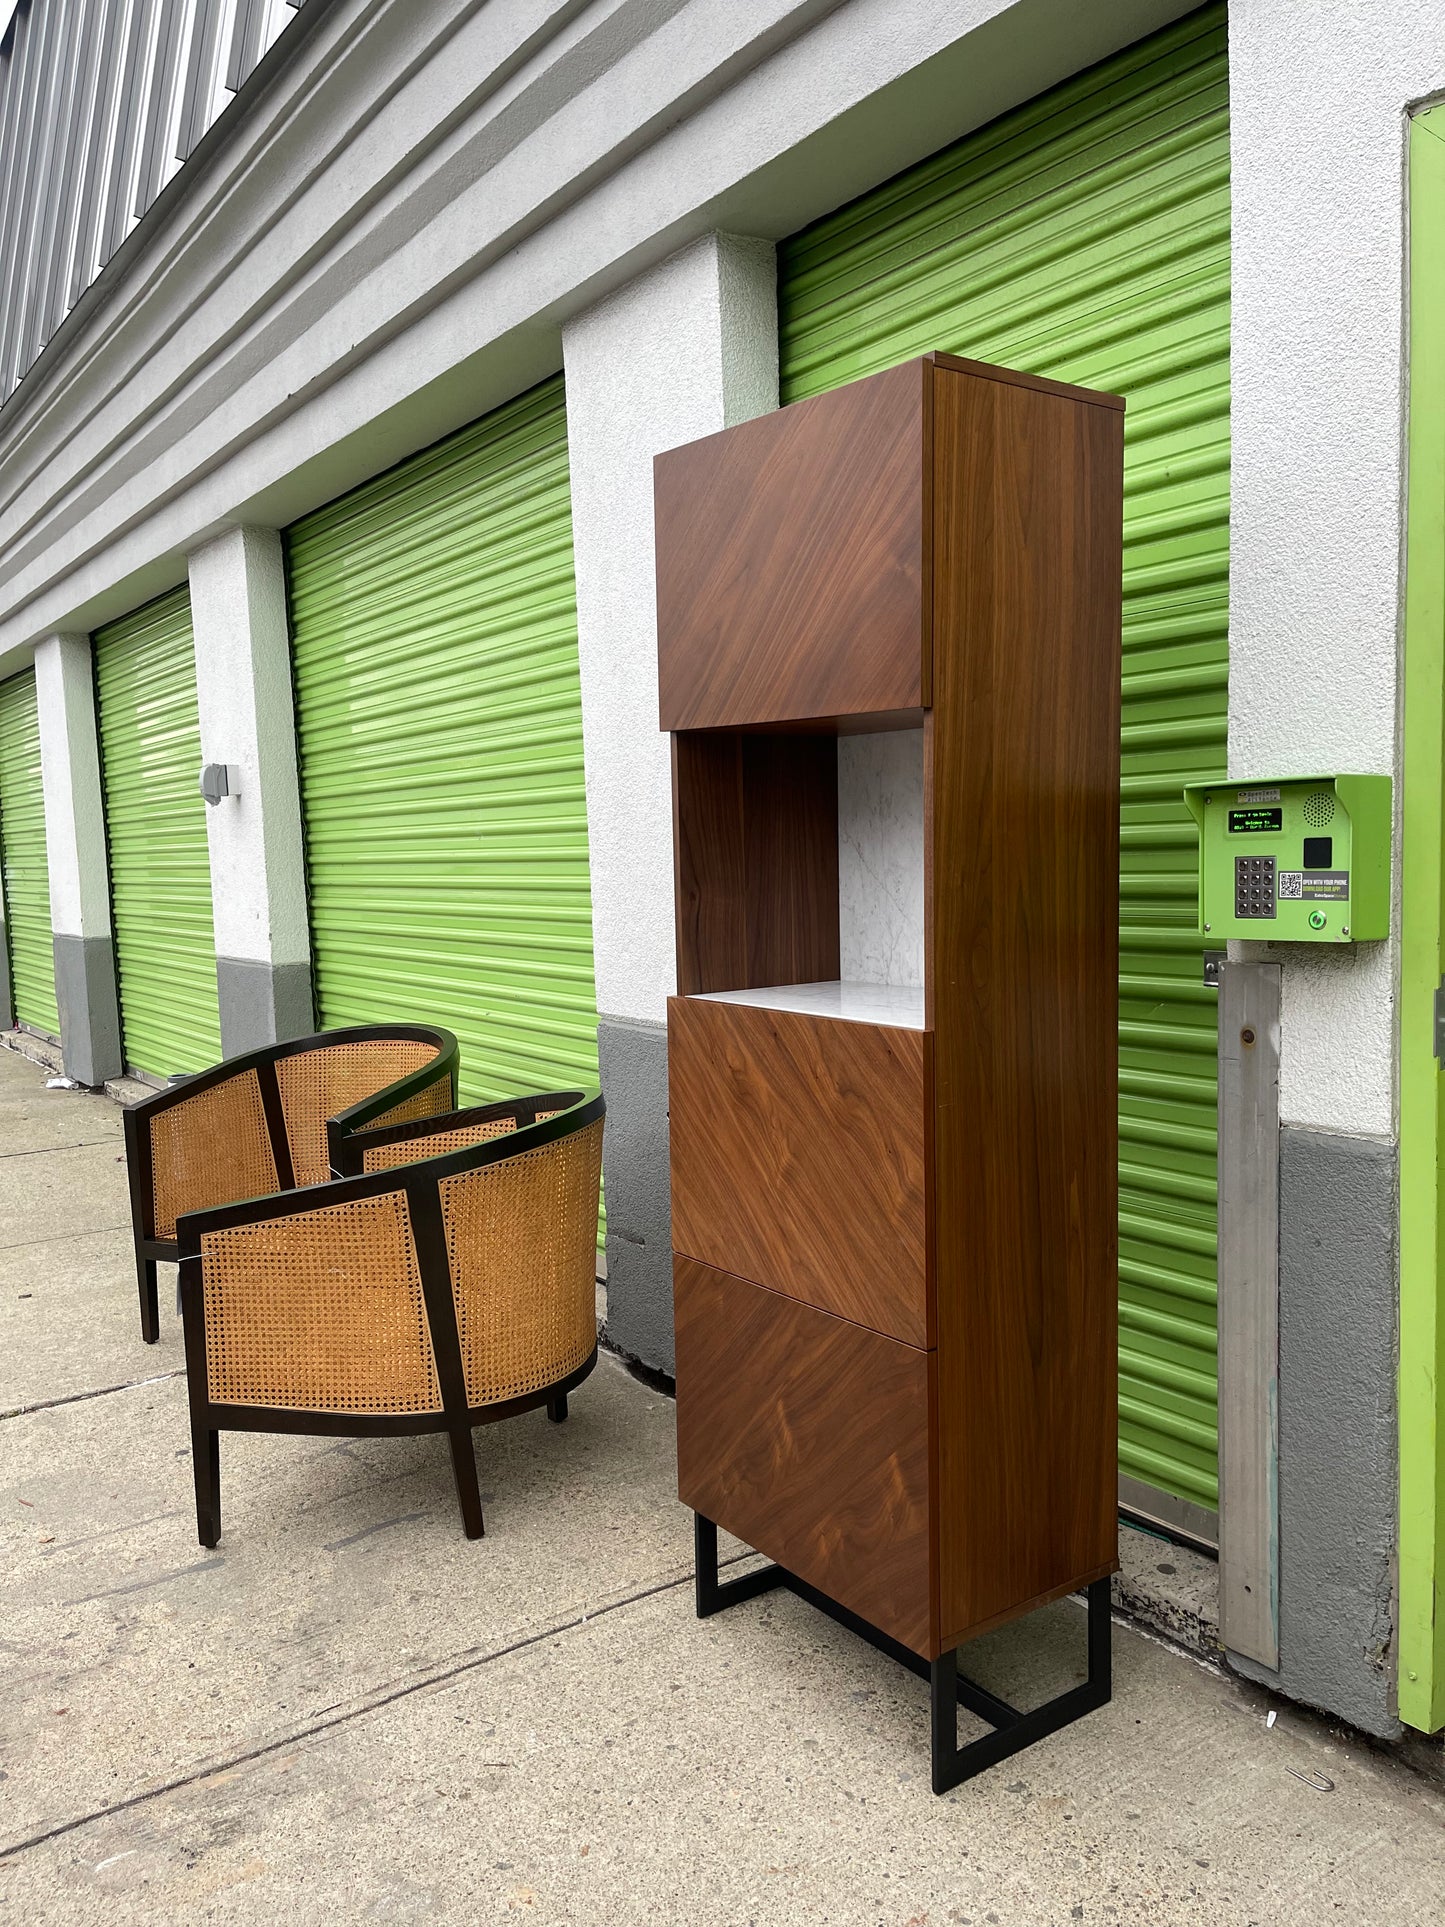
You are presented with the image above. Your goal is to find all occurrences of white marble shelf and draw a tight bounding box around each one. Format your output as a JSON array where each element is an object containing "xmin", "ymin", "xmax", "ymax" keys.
[{"xmin": 692, "ymin": 979, "xmax": 926, "ymax": 1030}]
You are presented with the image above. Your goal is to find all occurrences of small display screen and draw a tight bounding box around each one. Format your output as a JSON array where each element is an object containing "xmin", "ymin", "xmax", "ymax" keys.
[
  {"xmin": 1229, "ymin": 807, "xmax": 1283, "ymax": 834},
  {"xmin": 1303, "ymin": 836, "xmax": 1333, "ymax": 870}
]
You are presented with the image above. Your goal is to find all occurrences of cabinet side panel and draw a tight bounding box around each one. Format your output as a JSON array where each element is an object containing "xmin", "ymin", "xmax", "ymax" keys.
[
  {"xmin": 675, "ymin": 1255, "xmax": 936, "ymax": 1656},
  {"xmin": 668, "ymin": 995, "xmax": 929, "ymax": 1345},
  {"xmin": 655, "ymin": 360, "xmax": 926, "ymax": 729},
  {"xmin": 930, "ymin": 368, "xmax": 1122, "ymax": 1643}
]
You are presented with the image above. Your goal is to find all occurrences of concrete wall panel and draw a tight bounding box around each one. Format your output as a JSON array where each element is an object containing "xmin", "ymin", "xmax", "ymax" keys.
[{"xmin": 1229, "ymin": 0, "xmax": 1445, "ymax": 1137}]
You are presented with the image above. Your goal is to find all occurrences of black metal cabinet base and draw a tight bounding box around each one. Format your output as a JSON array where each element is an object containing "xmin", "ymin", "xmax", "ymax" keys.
[{"xmin": 693, "ymin": 1513, "xmax": 1112, "ymax": 1794}]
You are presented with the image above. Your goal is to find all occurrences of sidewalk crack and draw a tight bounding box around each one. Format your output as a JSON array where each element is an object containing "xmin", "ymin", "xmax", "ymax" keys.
[
  {"xmin": 0, "ymin": 1553, "xmax": 759, "ymax": 1864},
  {"xmin": 0, "ymin": 1224, "xmax": 130, "ymax": 1255},
  {"xmin": 0, "ymin": 1139, "xmax": 122, "ymax": 1161},
  {"xmin": 1, "ymin": 1370, "xmax": 185, "ymax": 1422}
]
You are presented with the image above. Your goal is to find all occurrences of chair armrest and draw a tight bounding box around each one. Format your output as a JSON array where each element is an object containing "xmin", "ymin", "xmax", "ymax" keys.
[
  {"xmin": 332, "ymin": 1090, "xmax": 585, "ymax": 1178},
  {"xmin": 325, "ymin": 1037, "xmax": 460, "ymax": 1175}
]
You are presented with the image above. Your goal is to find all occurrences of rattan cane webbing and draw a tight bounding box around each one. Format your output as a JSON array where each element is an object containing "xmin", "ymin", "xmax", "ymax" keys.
[
  {"xmin": 439, "ymin": 1118, "xmax": 603, "ymax": 1408},
  {"xmin": 275, "ymin": 1041, "xmax": 442, "ymax": 1187},
  {"xmin": 366, "ymin": 1078, "xmax": 455, "ymax": 1133},
  {"xmin": 149, "ymin": 1070, "xmax": 280, "ymax": 1241},
  {"xmin": 200, "ymin": 1191, "xmax": 442, "ymax": 1414},
  {"xmin": 361, "ymin": 1116, "xmax": 520, "ymax": 1174}
]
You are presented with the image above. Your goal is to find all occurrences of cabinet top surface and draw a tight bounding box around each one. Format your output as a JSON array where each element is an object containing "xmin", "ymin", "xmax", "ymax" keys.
[{"xmin": 690, "ymin": 980, "xmax": 926, "ymax": 1031}]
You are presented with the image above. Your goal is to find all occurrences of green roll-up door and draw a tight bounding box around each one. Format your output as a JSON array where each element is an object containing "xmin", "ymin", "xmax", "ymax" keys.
[
  {"xmin": 287, "ymin": 375, "xmax": 601, "ymax": 1121},
  {"xmin": 95, "ymin": 589, "xmax": 222, "ymax": 1080},
  {"xmin": 779, "ymin": 4, "xmax": 1227, "ymax": 1522},
  {"xmin": 0, "ymin": 669, "xmax": 60, "ymax": 1037}
]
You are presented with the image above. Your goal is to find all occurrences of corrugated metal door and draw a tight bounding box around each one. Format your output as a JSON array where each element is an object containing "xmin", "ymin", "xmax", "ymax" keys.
[
  {"xmin": 0, "ymin": 669, "xmax": 60, "ymax": 1036},
  {"xmin": 779, "ymin": 4, "xmax": 1227, "ymax": 1522},
  {"xmin": 287, "ymin": 376, "xmax": 601, "ymax": 1120},
  {"xmin": 94, "ymin": 589, "xmax": 222, "ymax": 1079}
]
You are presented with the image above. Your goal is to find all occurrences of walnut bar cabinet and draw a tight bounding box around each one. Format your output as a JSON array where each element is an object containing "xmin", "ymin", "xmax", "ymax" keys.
[{"xmin": 655, "ymin": 351, "xmax": 1125, "ymax": 1793}]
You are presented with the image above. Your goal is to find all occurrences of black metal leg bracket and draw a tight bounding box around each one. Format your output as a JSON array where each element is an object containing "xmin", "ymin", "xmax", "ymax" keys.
[
  {"xmin": 692, "ymin": 1512, "xmax": 1112, "ymax": 1794},
  {"xmin": 694, "ymin": 1512, "xmax": 788, "ymax": 1618},
  {"xmin": 928, "ymin": 1578, "xmax": 1112, "ymax": 1792}
]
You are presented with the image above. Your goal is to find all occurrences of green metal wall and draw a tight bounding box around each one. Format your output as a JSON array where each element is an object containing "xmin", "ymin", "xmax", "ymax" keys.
[
  {"xmin": 94, "ymin": 589, "xmax": 222, "ymax": 1080},
  {"xmin": 0, "ymin": 669, "xmax": 60, "ymax": 1036},
  {"xmin": 779, "ymin": 4, "xmax": 1228, "ymax": 1515},
  {"xmin": 286, "ymin": 376, "xmax": 601, "ymax": 1121}
]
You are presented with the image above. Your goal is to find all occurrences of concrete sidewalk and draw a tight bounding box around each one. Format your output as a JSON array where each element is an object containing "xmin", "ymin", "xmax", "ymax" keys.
[{"xmin": 0, "ymin": 1043, "xmax": 1441, "ymax": 1925}]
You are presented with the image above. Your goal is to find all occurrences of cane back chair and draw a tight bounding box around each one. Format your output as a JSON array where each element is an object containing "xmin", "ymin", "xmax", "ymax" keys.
[
  {"xmin": 175, "ymin": 1089, "xmax": 605, "ymax": 1544},
  {"xmin": 122, "ymin": 1026, "xmax": 459, "ymax": 1342}
]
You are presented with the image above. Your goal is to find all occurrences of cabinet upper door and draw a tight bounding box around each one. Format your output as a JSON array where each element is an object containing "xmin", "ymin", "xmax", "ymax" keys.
[{"xmin": 655, "ymin": 357, "xmax": 929, "ymax": 730}]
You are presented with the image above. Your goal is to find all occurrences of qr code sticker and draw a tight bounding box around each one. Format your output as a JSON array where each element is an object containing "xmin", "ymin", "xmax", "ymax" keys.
[{"xmin": 1278, "ymin": 873, "xmax": 1303, "ymax": 900}]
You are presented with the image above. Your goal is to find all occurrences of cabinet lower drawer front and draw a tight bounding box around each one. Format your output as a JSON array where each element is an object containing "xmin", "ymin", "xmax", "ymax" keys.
[{"xmin": 674, "ymin": 1255, "xmax": 935, "ymax": 1657}]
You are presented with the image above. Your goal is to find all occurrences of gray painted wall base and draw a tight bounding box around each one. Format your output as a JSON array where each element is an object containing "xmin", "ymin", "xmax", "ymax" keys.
[
  {"xmin": 596, "ymin": 1015, "xmax": 674, "ymax": 1375},
  {"xmin": 1230, "ymin": 1127, "xmax": 1399, "ymax": 1738},
  {"xmin": 53, "ymin": 932, "xmax": 121, "ymax": 1086},
  {"xmin": 216, "ymin": 957, "xmax": 315, "ymax": 1058},
  {"xmin": 0, "ymin": 914, "xmax": 11, "ymax": 1029}
]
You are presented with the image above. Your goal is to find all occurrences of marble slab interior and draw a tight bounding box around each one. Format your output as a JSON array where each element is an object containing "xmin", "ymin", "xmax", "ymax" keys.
[
  {"xmin": 694, "ymin": 979, "xmax": 925, "ymax": 1030},
  {"xmin": 837, "ymin": 727, "xmax": 925, "ymax": 989}
]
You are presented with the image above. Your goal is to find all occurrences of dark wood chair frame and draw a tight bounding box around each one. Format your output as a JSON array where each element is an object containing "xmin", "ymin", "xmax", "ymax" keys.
[
  {"xmin": 122, "ymin": 1024, "xmax": 460, "ymax": 1342},
  {"xmin": 176, "ymin": 1088, "xmax": 605, "ymax": 1547},
  {"xmin": 328, "ymin": 1089, "xmax": 571, "ymax": 1178}
]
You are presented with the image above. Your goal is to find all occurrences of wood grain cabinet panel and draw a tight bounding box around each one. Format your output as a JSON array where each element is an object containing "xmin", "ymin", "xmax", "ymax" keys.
[
  {"xmin": 674, "ymin": 1256, "xmax": 936, "ymax": 1657},
  {"xmin": 655, "ymin": 359, "xmax": 928, "ymax": 730},
  {"xmin": 668, "ymin": 995, "xmax": 930, "ymax": 1347},
  {"xmin": 928, "ymin": 364, "xmax": 1122, "ymax": 1642},
  {"xmin": 661, "ymin": 350, "xmax": 1123, "ymax": 1679},
  {"xmin": 671, "ymin": 732, "xmax": 840, "ymax": 996}
]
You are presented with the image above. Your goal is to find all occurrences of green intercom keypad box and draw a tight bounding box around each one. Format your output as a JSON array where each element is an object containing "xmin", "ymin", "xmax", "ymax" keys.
[{"xmin": 1183, "ymin": 774, "xmax": 1392, "ymax": 943}]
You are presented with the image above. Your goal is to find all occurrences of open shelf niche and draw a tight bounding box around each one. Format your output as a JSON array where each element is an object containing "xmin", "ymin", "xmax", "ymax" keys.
[{"xmin": 679, "ymin": 721, "xmax": 926, "ymax": 1029}]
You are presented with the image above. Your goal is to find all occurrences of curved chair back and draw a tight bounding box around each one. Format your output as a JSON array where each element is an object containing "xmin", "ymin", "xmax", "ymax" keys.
[
  {"xmin": 174, "ymin": 1089, "xmax": 605, "ymax": 1544},
  {"xmin": 123, "ymin": 1025, "xmax": 458, "ymax": 1341}
]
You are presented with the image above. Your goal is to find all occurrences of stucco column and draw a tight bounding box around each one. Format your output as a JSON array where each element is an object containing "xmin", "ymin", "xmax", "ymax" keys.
[
  {"xmin": 187, "ymin": 528, "xmax": 313, "ymax": 1055},
  {"xmin": 33, "ymin": 632, "xmax": 123, "ymax": 1086},
  {"xmin": 563, "ymin": 232, "xmax": 778, "ymax": 1373}
]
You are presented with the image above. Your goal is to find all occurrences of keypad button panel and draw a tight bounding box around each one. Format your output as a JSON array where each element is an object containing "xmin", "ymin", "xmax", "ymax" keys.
[{"xmin": 1234, "ymin": 855, "xmax": 1276, "ymax": 920}]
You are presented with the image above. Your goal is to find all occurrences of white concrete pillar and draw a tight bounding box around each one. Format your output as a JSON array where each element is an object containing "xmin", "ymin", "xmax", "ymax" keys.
[
  {"xmin": 186, "ymin": 527, "xmax": 313, "ymax": 1055},
  {"xmin": 1229, "ymin": 8, "xmax": 1409, "ymax": 1146},
  {"xmin": 563, "ymin": 232, "xmax": 778, "ymax": 1370},
  {"xmin": 33, "ymin": 632, "xmax": 122, "ymax": 1085}
]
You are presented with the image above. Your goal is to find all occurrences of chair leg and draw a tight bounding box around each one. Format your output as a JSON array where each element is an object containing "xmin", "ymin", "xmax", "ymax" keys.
[
  {"xmin": 137, "ymin": 1257, "xmax": 159, "ymax": 1344},
  {"xmin": 447, "ymin": 1425, "xmax": 485, "ymax": 1539},
  {"xmin": 547, "ymin": 1391, "xmax": 568, "ymax": 1424},
  {"xmin": 192, "ymin": 1423, "xmax": 220, "ymax": 1547}
]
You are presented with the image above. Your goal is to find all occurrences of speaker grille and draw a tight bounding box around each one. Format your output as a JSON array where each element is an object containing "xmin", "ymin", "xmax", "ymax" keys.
[{"xmin": 1303, "ymin": 791, "xmax": 1335, "ymax": 828}]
